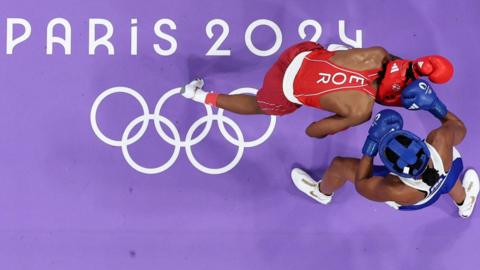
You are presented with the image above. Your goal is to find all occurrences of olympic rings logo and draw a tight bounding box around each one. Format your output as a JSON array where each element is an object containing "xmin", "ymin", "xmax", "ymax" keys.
[{"xmin": 90, "ymin": 86, "xmax": 277, "ymax": 175}]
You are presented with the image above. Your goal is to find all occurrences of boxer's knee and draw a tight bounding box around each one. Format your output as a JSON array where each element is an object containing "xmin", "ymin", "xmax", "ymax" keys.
[
  {"xmin": 329, "ymin": 156, "xmax": 358, "ymax": 181},
  {"xmin": 326, "ymin": 157, "xmax": 350, "ymax": 179},
  {"xmin": 330, "ymin": 156, "xmax": 349, "ymax": 170}
]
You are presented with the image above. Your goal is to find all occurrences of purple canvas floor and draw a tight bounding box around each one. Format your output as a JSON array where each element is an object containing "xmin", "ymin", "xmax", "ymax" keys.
[{"xmin": 1, "ymin": 0, "xmax": 479, "ymax": 269}]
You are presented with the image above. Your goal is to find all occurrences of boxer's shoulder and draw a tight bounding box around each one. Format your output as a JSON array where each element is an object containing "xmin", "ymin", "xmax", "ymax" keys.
[
  {"xmin": 426, "ymin": 129, "xmax": 455, "ymax": 170},
  {"xmin": 426, "ymin": 126, "xmax": 454, "ymax": 148},
  {"xmin": 330, "ymin": 46, "xmax": 387, "ymax": 71}
]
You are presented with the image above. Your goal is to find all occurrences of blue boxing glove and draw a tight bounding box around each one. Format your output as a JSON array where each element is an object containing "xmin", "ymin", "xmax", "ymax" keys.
[
  {"xmin": 401, "ymin": 79, "xmax": 448, "ymax": 119},
  {"xmin": 362, "ymin": 109, "xmax": 403, "ymax": 156}
]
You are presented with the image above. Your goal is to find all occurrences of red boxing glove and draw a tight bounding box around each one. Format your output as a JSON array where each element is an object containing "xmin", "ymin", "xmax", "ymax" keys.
[{"xmin": 413, "ymin": 55, "xmax": 454, "ymax": 84}]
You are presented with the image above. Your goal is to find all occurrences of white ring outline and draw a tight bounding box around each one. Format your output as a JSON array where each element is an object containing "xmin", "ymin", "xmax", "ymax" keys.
[
  {"xmin": 90, "ymin": 86, "xmax": 277, "ymax": 174},
  {"xmin": 91, "ymin": 86, "xmax": 149, "ymax": 146},
  {"xmin": 185, "ymin": 115, "xmax": 245, "ymax": 175},
  {"xmin": 153, "ymin": 87, "xmax": 214, "ymax": 147},
  {"xmin": 121, "ymin": 114, "xmax": 181, "ymax": 174}
]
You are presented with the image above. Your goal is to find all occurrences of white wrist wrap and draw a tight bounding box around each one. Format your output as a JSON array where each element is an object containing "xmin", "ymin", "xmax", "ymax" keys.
[{"xmin": 192, "ymin": 89, "xmax": 208, "ymax": 103}]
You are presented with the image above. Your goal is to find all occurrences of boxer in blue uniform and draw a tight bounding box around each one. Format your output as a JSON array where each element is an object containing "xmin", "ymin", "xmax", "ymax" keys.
[{"xmin": 292, "ymin": 79, "xmax": 479, "ymax": 217}]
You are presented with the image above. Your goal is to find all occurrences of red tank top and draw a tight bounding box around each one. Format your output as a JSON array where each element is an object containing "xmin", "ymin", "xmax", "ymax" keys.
[{"xmin": 292, "ymin": 50, "xmax": 381, "ymax": 108}]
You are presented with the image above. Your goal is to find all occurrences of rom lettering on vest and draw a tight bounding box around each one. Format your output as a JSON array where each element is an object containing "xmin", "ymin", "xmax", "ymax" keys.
[{"xmin": 316, "ymin": 72, "xmax": 365, "ymax": 85}]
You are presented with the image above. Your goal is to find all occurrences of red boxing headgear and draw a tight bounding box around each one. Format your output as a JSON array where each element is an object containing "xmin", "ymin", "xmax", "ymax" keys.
[{"xmin": 376, "ymin": 60, "xmax": 419, "ymax": 106}]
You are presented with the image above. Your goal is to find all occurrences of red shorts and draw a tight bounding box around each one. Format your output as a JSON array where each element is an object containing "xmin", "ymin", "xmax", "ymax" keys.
[{"xmin": 256, "ymin": 41, "xmax": 324, "ymax": 116}]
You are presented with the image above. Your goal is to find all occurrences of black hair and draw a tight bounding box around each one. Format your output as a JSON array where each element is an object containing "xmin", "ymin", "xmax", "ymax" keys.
[
  {"xmin": 378, "ymin": 59, "xmax": 415, "ymax": 85},
  {"xmin": 405, "ymin": 62, "xmax": 416, "ymax": 81},
  {"xmin": 422, "ymin": 168, "xmax": 440, "ymax": 186}
]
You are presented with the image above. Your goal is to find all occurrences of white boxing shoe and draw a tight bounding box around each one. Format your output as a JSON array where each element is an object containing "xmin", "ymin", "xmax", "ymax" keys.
[
  {"xmin": 180, "ymin": 78, "xmax": 205, "ymax": 99},
  {"xmin": 326, "ymin": 43, "xmax": 351, "ymax": 51},
  {"xmin": 291, "ymin": 168, "xmax": 332, "ymax": 205},
  {"xmin": 457, "ymin": 169, "xmax": 480, "ymax": 218}
]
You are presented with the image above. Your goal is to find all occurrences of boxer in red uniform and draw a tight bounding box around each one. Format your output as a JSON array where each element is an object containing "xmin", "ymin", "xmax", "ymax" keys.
[{"xmin": 181, "ymin": 42, "xmax": 454, "ymax": 138}]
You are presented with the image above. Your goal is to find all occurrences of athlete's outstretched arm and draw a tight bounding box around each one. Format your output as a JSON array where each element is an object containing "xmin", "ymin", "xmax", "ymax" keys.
[
  {"xmin": 427, "ymin": 112, "xmax": 466, "ymax": 147},
  {"xmin": 402, "ymin": 80, "xmax": 466, "ymax": 169},
  {"xmin": 402, "ymin": 80, "xmax": 465, "ymax": 145},
  {"xmin": 426, "ymin": 112, "xmax": 466, "ymax": 170}
]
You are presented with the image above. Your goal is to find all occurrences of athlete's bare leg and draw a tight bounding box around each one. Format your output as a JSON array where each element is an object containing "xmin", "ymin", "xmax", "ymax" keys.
[
  {"xmin": 448, "ymin": 180, "xmax": 466, "ymax": 205},
  {"xmin": 318, "ymin": 157, "xmax": 359, "ymax": 195},
  {"xmin": 181, "ymin": 79, "xmax": 264, "ymax": 115},
  {"xmin": 216, "ymin": 94, "xmax": 264, "ymax": 115}
]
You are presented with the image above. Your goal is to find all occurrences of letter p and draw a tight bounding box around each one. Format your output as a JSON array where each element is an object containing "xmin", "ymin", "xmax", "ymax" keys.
[{"xmin": 6, "ymin": 18, "xmax": 32, "ymax": 54}]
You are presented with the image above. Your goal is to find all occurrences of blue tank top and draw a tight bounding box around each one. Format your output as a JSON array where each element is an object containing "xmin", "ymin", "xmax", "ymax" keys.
[{"xmin": 385, "ymin": 143, "xmax": 463, "ymax": 211}]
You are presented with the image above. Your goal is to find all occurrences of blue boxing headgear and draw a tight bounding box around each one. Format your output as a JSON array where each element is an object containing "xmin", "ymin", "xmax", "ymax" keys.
[{"xmin": 378, "ymin": 130, "xmax": 431, "ymax": 178}]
